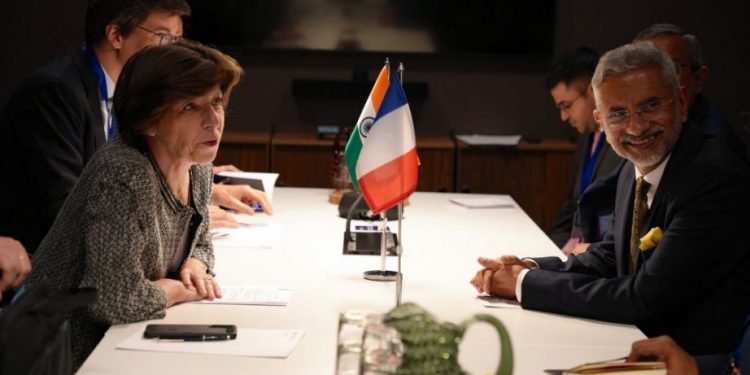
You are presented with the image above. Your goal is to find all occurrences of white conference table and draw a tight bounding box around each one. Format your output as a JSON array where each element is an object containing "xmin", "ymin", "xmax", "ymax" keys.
[{"xmin": 79, "ymin": 188, "xmax": 644, "ymax": 374}]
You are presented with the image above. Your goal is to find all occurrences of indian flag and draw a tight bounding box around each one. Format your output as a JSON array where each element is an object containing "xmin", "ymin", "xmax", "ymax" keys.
[{"xmin": 345, "ymin": 64, "xmax": 419, "ymax": 214}]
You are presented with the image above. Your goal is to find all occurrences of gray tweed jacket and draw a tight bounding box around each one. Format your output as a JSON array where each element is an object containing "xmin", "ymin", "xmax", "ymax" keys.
[{"xmin": 25, "ymin": 137, "xmax": 214, "ymax": 368}]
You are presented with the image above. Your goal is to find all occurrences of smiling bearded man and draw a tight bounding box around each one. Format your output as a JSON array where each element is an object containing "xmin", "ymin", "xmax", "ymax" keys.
[{"xmin": 470, "ymin": 41, "xmax": 750, "ymax": 356}]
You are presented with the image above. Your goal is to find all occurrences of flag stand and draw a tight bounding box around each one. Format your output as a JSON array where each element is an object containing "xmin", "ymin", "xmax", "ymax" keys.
[
  {"xmin": 357, "ymin": 60, "xmax": 410, "ymax": 307},
  {"xmin": 363, "ymin": 212, "xmax": 398, "ymax": 282},
  {"xmin": 395, "ymin": 202, "xmax": 403, "ymax": 306},
  {"xmin": 394, "ymin": 62, "xmax": 406, "ymax": 306}
]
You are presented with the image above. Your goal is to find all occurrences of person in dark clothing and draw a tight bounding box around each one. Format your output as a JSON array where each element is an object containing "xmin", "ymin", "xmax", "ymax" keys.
[
  {"xmin": 25, "ymin": 39, "xmax": 242, "ymax": 370},
  {"xmin": 0, "ymin": 0, "xmax": 271, "ymax": 254},
  {"xmin": 544, "ymin": 47, "xmax": 623, "ymax": 254},
  {"xmin": 472, "ymin": 42, "xmax": 750, "ymax": 356},
  {"xmin": 634, "ymin": 23, "xmax": 746, "ymax": 156}
]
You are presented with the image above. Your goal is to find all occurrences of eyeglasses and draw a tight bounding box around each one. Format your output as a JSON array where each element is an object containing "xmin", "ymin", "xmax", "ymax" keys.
[
  {"xmin": 555, "ymin": 90, "xmax": 585, "ymax": 113},
  {"xmin": 604, "ymin": 98, "xmax": 674, "ymax": 128},
  {"xmin": 135, "ymin": 25, "xmax": 181, "ymax": 45}
]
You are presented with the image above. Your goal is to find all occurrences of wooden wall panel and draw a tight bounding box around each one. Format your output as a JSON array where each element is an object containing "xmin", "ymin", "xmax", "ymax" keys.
[
  {"xmin": 456, "ymin": 141, "xmax": 575, "ymax": 229},
  {"xmin": 214, "ymin": 143, "xmax": 268, "ymax": 172},
  {"xmin": 272, "ymin": 145, "xmax": 333, "ymax": 188},
  {"xmin": 214, "ymin": 132, "xmax": 576, "ymax": 228},
  {"xmin": 415, "ymin": 137, "xmax": 454, "ymax": 192},
  {"xmin": 543, "ymin": 150, "xmax": 576, "ymax": 229},
  {"xmin": 215, "ymin": 132, "xmax": 269, "ymax": 172}
]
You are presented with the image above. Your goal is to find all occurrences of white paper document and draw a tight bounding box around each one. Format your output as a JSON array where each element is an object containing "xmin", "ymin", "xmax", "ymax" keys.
[
  {"xmin": 477, "ymin": 294, "xmax": 522, "ymax": 309},
  {"xmin": 450, "ymin": 197, "xmax": 514, "ymax": 209},
  {"xmin": 211, "ymin": 214, "xmax": 282, "ymax": 249},
  {"xmin": 456, "ymin": 134, "xmax": 522, "ymax": 146},
  {"xmin": 117, "ymin": 328, "xmax": 305, "ymax": 358},
  {"xmin": 216, "ymin": 171, "xmax": 279, "ymax": 201},
  {"xmin": 194, "ymin": 286, "xmax": 290, "ymax": 306}
]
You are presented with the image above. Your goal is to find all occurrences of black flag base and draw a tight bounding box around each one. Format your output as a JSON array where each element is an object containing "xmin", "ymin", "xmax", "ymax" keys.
[{"xmin": 363, "ymin": 270, "xmax": 399, "ymax": 282}]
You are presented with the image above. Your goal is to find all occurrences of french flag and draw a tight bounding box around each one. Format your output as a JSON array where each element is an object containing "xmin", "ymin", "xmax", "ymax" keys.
[{"xmin": 345, "ymin": 67, "xmax": 419, "ymax": 214}]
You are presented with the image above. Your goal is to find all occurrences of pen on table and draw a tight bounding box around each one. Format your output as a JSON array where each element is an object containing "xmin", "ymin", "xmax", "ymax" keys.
[{"xmin": 211, "ymin": 232, "xmax": 230, "ymax": 239}]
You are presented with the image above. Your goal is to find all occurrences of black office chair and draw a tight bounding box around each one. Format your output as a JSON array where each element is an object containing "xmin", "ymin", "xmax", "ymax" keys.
[
  {"xmin": 0, "ymin": 282, "xmax": 95, "ymax": 375},
  {"xmin": 26, "ymin": 320, "xmax": 72, "ymax": 375}
]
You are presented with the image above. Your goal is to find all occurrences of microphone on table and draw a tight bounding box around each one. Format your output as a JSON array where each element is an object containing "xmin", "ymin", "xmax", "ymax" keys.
[{"xmin": 341, "ymin": 192, "xmax": 397, "ymax": 256}]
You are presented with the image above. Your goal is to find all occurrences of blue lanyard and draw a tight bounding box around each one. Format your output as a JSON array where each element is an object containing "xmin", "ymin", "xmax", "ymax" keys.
[
  {"xmin": 579, "ymin": 132, "xmax": 605, "ymax": 194},
  {"xmin": 83, "ymin": 42, "xmax": 118, "ymax": 138}
]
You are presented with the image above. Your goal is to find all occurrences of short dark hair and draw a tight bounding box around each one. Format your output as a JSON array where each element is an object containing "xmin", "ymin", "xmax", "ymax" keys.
[
  {"xmin": 633, "ymin": 23, "xmax": 703, "ymax": 69},
  {"xmin": 113, "ymin": 39, "xmax": 244, "ymax": 149},
  {"xmin": 545, "ymin": 47, "xmax": 600, "ymax": 90},
  {"xmin": 85, "ymin": 0, "xmax": 191, "ymax": 45}
]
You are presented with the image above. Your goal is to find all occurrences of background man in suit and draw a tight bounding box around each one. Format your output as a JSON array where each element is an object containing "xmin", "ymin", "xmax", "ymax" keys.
[
  {"xmin": 471, "ymin": 42, "xmax": 750, "ymax": 355},
  {"xmin": 545, "ymin": 47, "xmax": 623, "ymax": 254},
  {"xmin": 0, "ymin": 0, "xmax": 270, "ymax": 254},
  {"xmin": 634, "ymin": 23, "xmax": 745, "ymax": 155}
]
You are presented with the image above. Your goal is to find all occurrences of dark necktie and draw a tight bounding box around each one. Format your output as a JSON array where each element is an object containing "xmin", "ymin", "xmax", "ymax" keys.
[{"xmin": 629, "ymin": 177, "xmax": 651, "ymax": 273}]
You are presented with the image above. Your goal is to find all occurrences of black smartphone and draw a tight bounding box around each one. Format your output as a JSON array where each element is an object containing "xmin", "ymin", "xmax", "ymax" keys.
[{"xmin": 143, "ymin": 324, "xmax": 237, "ymax": 341}]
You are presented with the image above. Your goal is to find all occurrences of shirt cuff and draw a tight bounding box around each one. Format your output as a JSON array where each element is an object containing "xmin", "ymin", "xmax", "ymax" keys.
[
  {"xmin": 524, "ymin": 258, "xmax": 540, "ymax": 269},
  {"xmin": 516, "ymin": 268, "xmax": 531, "ymax": 303}
]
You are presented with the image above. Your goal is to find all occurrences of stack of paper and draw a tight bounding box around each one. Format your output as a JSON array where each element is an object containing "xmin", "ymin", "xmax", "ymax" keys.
[
  {"xmin": 545, "ymin": 360, "xmax": 666, "ymax": 374},
  {"xmin": 456, "ymin": 134, "xmax": 522, "ymax": 146},
  {"xmin": 450, "ymin": 197, "xmax": 514, "ymax": 209},
  {"xmin": 476, "ymin": 294, "xmax": 521, "ymax": 309},
  {"xmin": 211, "ymin": 215, "xmax": 282, "ymax": 249},
  {"xmin": 194, "ymin": 286, "xmax": 291, "ymax": 306}
]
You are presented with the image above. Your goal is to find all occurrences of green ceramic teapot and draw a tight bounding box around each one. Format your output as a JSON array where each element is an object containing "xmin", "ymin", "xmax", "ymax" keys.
[{"xmin": 360, "ymin": 302, "xmax": 513, "ymax": 375}]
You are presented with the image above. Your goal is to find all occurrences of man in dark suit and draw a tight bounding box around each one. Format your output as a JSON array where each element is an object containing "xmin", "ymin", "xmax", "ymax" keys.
[
  {"xmin": 0, "ymin": 0, "xmax": 189, "ymax": 254},
  {"xmin": 544, "ymin": 48, "xmax": 623, "ymax": 254},
  {"xmin": 0, "ymin": 0, "xmax": 271, "ymax": 254},
  {"xmin": 634, "ymin": 23, "xmax": 745, "ymax": 156},
  {"xmin": 471, "ymin": 42, "xmax": 750, "ymax": 355}
]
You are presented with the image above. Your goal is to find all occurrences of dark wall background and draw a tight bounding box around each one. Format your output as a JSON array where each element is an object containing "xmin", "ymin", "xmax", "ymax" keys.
[
  {"xmin": 554, "ymin": 0, "xmax": 750, "ymax": 148},
  {"xmin": 0, "ymin": 0, "xmax": 87, "ymax": 107},
  {"xmin": 1, "ymin": 0, "xmax": 748, "ymax": 146}
]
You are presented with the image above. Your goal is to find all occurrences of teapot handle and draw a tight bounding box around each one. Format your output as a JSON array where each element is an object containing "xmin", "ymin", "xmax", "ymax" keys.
[{"xmin": 460, "ymin": 314, "xmax": 514, "ymax": 375}]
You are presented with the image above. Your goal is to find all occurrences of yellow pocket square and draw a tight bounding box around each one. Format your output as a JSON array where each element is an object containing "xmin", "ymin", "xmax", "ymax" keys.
[{"xmin": 639, "ymin": 227, "xmax": 662, "ymax": 251}]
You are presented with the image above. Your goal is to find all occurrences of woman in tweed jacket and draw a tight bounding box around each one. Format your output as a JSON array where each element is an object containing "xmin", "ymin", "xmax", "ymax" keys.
[{"xmin": 25, "ymin": 40, "xmax": 243, "ymax": 368}]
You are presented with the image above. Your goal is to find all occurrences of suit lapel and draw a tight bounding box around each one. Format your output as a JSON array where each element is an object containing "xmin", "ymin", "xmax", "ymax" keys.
[
  {"xmin": 72, "ymin": 49, "xmax": 106, "ymax": 148},
  {"xmin": 642, "ymin": 123, "xmax": 703, "ymax": 238},
  {"xmin": 573, "ymin": 135, "xmax": 589, "ymax": 195},
  {"xmin": 591, "ymin": 140, "xmax": 610, "ymax": 176},
  {"xmin": 615, "ymin": 164, "xmax": 635, "ymax": 275}
]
